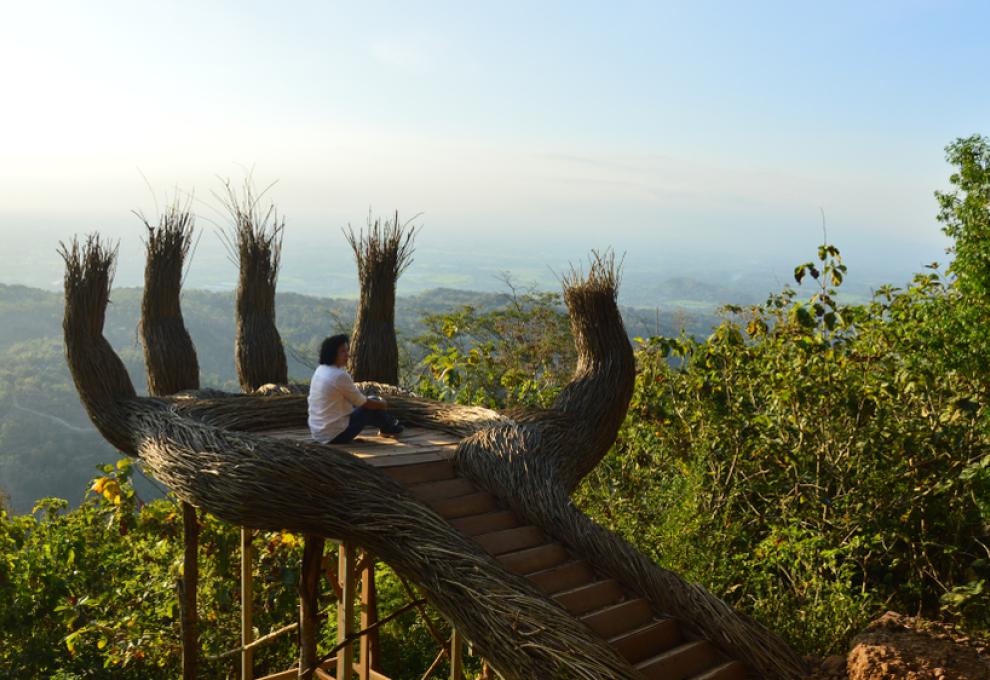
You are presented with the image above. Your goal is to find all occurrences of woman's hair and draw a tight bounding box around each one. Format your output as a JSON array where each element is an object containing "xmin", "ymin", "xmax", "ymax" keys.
[{"xmin": 319, "ymin": 334, "xmax": 349, "ymax": 366}]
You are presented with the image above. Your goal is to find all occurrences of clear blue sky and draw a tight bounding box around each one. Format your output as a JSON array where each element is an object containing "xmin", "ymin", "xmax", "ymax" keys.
[{"xmin": 0, "ymin": 1, "xmax": 987, "ymax": 292}]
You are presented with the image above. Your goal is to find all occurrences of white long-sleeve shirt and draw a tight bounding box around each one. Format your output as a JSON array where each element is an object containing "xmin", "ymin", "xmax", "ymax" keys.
[{"xmin": 307, "ymin": 365, "xmax": 368, "ymax": 443}]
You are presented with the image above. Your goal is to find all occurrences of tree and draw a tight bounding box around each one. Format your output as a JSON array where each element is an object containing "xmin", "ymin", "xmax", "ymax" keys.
[
  {"xmin": 938, "ymin": 134, "xmax": 990, "ymax": 301},
  {"xmin": 414, "ymin": 286, "xmax": 574, "ymax": 408},
  {"xmin": 937, "ymin": 134, "xmax": 990, "ymax": 370}
]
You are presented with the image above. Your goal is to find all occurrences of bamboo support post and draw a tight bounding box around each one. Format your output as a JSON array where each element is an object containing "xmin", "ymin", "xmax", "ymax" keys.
[
  {"xmin": 397, "ymin": 576, "xmax": 448, "ymax": 652},
  {"xmin": 181, "ymin": 502, "xmax": 199, "ymax": 680},
  {"xmin": 299, "ymin": 536, "xmax": 325, "ymax": 679},
  {"xmin": 206, "ymin": 621, "xmax": 299, "ymax": 662},
  {"xmin": 450, "ymin": 629, "xmax": 463, "ymax": 680},
  {"xmin": 336, "ymin": 542, "xmax": 356, "ymax": 680},
  {"xmin": 242, "ymin": 528, "xmax": 254, "ymax": 680},
  {"xmin": 419, "ymin": 647, "xmax": 446, "ymax": 680},
  {"xmin": 358, "ymin": 551, "xmax": 378, "ymax": 680}
]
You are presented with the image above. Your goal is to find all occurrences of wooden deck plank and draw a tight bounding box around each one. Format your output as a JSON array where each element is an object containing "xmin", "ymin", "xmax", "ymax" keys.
[
  {"xmin": 448, "ymin": 510, "xmax": 519, "ymax": 537},
  {"xmin": 427, "ymin": 492, "xmax": 499, "ymax": 519},
  {"xmin": 474, "ymin": 526, "xmax": 546, "ymax": 556},
  {"xmin": 352, "ymin": 445, "xmax": 444, "ymax": 458},
  {"xmin": 406, "ymin": 478, "xmax": 477, "ymax": 502},
  {"xmin": 497, "ymin": 543, "xmax": 569, "ymax": 575},
  {"xmin": 635, "ymin": 640, "xmax": 717, "ymax": 680},
  {"xmin": 365, "ymin": 452, "xmax": 446, "ymax": 468},
  {"xmin": 553, "ymin": 579, "xmax": 625, "ymax": 615},
  {"xmin": 261, "ymin": 427, "xmax": 459, "ymax": 470},
  {"xmin": 580, "ymin": 599, "xmax": 653, "ymax": 639},
  {"xmin": 361, "ymin": 447, "xmax": 458, "ymax": 462},
  {"xmin": 381, "ymin": 460, "xmax": 457, "ymax": 485},
  {"xmin": 609, "ymin": 619, "xmax": 682, "ymax": 664},
  {"xmin": 526, "ymin": 560, "xmax": 597, "ymax": 595}
]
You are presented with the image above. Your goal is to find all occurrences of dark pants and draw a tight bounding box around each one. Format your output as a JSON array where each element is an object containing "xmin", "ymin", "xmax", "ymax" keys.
[{"xmin": 330, "ymin": 406, "xmax": 399, "ymax": 444}]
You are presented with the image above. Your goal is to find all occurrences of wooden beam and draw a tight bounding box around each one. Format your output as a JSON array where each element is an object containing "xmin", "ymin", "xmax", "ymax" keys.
[
  {"xmin": 257, "ymin": 669, "xmax": 301, "ymax": 680},
  {"xmin": 322, "ymin": 554, "xmax": 344, "ymax": 601},
  {"xmin": 180, "ymin": 502, "xmax": 199, "ymax": 680},
  {"xmin": 336, "ymin": 543, "xmax": 356, "ymax": 680},
  {"xmin": 397, "ymin": 577, "xmax": 448, "ymax": 651},
  {"xmin": 450, "ymin": 630, "xmax": 464, "ymax": 680},
  {"xmin": 205, "ymin": 621, "xmax": 299, "ymax": 662},
  {"xmin": 419, "ymin": 647, "xmax": 446, "ymax": 680},
  {"xmin": 358, "ymin": 552, "xmax": 379, "ymax": 680},
  {"xmin": 241, "ymin": 528, "xmax": 254, "ymax": 680},
  {"xmin": 299, "ymin": 536, "xmax": 325, "ymax": 679}
]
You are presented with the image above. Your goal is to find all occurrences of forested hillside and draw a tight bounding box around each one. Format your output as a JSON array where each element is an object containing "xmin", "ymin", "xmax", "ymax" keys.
[{"xmin": 0, "ymin": 284, "xmax": 711, "ymax": 512}]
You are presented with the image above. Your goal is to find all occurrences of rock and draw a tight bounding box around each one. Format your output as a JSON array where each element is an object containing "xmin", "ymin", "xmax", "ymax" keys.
[{"xmin": 846, "ymin": 613, "xmax": 990, "ymax": 680}]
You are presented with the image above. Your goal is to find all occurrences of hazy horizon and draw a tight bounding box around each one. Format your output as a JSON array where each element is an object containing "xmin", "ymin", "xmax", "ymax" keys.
[
  {"xmin": 0, "ymin": 209, "xmax": 952, "ymax": 307},
  {"xmin": 1, "ymin": 1, "xmax": 985, "ymax": 301}
]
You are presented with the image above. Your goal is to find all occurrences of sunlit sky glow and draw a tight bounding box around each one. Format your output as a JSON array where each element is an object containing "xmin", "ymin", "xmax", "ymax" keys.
[{"xmin": 1, "ymin": 1, "xmax": 987, "ymax": 294}]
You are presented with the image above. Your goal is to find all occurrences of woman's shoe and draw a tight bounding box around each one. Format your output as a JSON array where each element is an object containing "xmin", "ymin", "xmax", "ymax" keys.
[{"xmin": 379, "ymin": 423, "xmax": 405, "ymax": 438}]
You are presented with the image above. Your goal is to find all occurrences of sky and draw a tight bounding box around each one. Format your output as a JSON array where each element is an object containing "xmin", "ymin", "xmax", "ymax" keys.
[{"xmin": 0, "ymin": 1, "xmax": 987, "ymax": 296}]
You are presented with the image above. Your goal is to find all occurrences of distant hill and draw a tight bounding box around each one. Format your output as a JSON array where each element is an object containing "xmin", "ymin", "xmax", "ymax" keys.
[{"xmin": 0, "ymin": 282, "xmax": 717, "ymax": 512}]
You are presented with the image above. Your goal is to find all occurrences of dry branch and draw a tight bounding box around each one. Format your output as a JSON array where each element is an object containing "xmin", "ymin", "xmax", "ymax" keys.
[
  {"xmin": 59, "ymin": 236, "xmax": 136, "ymax": 452},
  {"xmin": 345, "ymin": 211, "xmax": 418, "ymax": 384},
  {"xmin": 137, "ymin": 201, "xmax": 200, "ymax": 396},
  {"xmin": 219, "ymin": 178, "xmax": 288, "ymax": 391}
]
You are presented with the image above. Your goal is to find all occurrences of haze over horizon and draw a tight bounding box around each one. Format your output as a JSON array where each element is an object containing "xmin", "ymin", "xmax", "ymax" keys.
[{"xmin": 1, "ymin": 1, "xmax": 986, "ymax": 299}]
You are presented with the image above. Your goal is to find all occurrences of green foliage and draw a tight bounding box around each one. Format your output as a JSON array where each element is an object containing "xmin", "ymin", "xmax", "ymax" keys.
[
  {"xmin": 409, "ymin": 138, "xmax": 990, "ymax": 652},
  {"xmin": 577, "ymin": 241, "xmax": 990, "ymax": 653},
  {"xmin": 0, "ymin": 462, "xmax": 466, "ymax": 678},
  {"xmin": 936, "ymin": 134, "xmax": 990, "ymax": 374},
  {"xmin": 938, "ymin": 134, "xmax": 990, "ymax": 304},
  {"xmin": 414, "ymin": 288, "xmax": 575, "ymax": 408}
]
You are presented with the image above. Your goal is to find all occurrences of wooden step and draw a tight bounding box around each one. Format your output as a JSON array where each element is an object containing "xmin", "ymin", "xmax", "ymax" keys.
[
  {"xmin": 366, "ymin": 451, "xmax": 444, "ymax": 468},
  {"xmin": 690, "ymin": 661, "xmax": 747, "ymax": 680},
  {"xmin": 448, "ymin": 509, "xmax": 519, "ymax": 537},
  {"xmin": 553, "ymin": 579, "xmax": 625, "ymax": 615},
  {"xmin": 609, "ymin": 619, "xmax": 682, "ymax": 664},
  {"xmin": 428, "ymin": 492, "xmax": 499, "ymax": 519},
  {"xmin": 474, "ymin": 526, "xmax": 546, "ymax": 556},
  {"xmin": 526, "ymin": 560, "xmax": 596, "ymax": 595},
  {"xmin": 407, "ymin": 478, "xmax": 476, "ymax": 501},
  {"xmin": 382, "ymin": 460, "xmax": 456, "ymax": 485},
  {"xmin": 635, "ymin": 640, "xmax": 718, "ymax": 680},
  {"xmin": 497, "ymin": 543, "xmax": 569, "ymax": 575},
  {"xmin": 580, "ymin": 599, "xmax": 653, "ymax": 639}
]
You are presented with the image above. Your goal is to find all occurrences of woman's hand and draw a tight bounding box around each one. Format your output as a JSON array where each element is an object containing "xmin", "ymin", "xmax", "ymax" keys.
[{"xmin": 364, "ymin": 396, "xmax": 387, "ymax": 410}]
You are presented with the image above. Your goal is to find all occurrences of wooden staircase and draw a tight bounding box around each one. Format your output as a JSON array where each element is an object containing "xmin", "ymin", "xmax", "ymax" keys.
[{"xmin": 383, "ymin": 459, "xmax": 748, "ymax": 680}]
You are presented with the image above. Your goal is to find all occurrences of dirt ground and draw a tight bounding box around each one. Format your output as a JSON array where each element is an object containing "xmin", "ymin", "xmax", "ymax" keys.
[{"xmin": 805, "ymin": 612, "xmax": 990, "ymax": 679}]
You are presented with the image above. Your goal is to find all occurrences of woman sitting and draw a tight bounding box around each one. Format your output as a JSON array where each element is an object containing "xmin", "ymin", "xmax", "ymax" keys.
[{"xmin": 307, "ymin": 334, "xmax": 404, "ymax": 444}]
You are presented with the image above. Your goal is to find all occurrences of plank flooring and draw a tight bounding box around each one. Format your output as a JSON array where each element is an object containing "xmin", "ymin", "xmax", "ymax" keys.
[{"xmin": 263, "ymin": 426, "xmax": 459, "ymax": 467}]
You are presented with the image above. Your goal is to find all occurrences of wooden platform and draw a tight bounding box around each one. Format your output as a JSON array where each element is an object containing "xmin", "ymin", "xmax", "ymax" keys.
[
  {"xmin": 260, "ymin": 424, "xmax": 748, "ymax": 680},
  {"xmin": 262, "ymin": 426, "xmax": 460, "ymax": 468}
]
